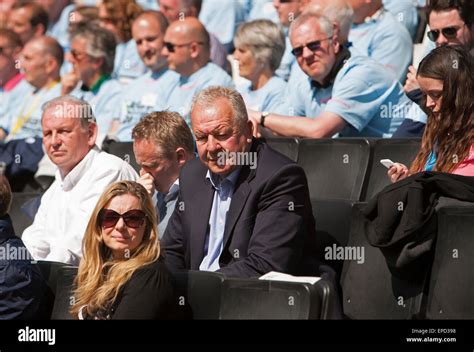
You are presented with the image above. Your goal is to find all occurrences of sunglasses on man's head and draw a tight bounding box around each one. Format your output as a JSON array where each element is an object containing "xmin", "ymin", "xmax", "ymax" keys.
[
  {"xmin": 291, "ymin": 37, "xmax": 331, "ymax": 57},
  {"xmin": 427, "ymin": 26, "xmax": 462, "ymax": 41},
  {"xmin": 99, "ymin": 209, "xmax": 146, "ymax": 229}
]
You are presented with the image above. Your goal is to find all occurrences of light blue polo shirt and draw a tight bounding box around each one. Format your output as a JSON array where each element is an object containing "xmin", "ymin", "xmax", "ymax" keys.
[
  {"xmin": 349, "ymin": 9, "xmax": 413, "ymax": 83},
  {"xmin": 199, "ymin": 0, "xmax": 246, "ymax": 46},
  {"xmin": 114, "ymin": 40, "xmax": 148, "ymax": 83},
  {"xmin": 276, "ymin": 30, "xmax": 296, "ymax": 82},
  {"xmin": 248, "ymin": 0, "xmax": 279, "ymax": 22},
  {"xmin": 284, "ymin": 54, "xmax": 411, "ymax": 138},
  {"xmin": 114, "ymin": 68, "xmax": 179, "ymax": 141},
  {"xmin": 160, "ymin": 62, "xmax": 234, "ymax": 125},
  {"xmin": 383, "ymin": 0, "xmax": 419, "ymax": 39},
  {"xmin": 3, "ymin": 82, "xmax": 62, "ymax": 140},
  {"xmin": 0, "ymin": 79, "xmax": 33, "ymax": 131},
  {"xmin": 237, "ymin": 75, "xmax": 287, "ymax": 114},
  {"xmin": 70, "ymin": 77, "xmax": 123, "ymax": 135}
]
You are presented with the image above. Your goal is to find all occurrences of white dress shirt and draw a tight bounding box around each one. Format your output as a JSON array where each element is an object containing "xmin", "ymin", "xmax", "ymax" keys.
[{"xmin": 22, "ymin": 146, "xmax": 138, "ymax": 264}]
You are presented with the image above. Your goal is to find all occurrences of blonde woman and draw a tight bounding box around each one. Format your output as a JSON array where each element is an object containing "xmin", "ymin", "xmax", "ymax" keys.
[{"xmin": 71, "ymin": 181, "xmax": 174, "ymax": 320}]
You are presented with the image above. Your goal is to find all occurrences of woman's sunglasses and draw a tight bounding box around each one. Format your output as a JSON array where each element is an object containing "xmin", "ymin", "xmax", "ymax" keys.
[
  {"xmin": 99, "ymin": 209, "xmax": 146, "ymax": 229},
  {"xmin": 427, "ymin": 26, "xmax": 462, "ymax": 41}
]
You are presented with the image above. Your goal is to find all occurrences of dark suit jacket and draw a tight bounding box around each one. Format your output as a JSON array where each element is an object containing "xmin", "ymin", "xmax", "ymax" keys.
[{"xmin": 162, "ymin": 140, "xmax": 319, "ymax": 278}]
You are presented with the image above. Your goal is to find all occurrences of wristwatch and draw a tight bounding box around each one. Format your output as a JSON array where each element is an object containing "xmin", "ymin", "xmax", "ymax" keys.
[{"xmin": 260, "ymin": 111, "xmax": 270, "ymax": 128}]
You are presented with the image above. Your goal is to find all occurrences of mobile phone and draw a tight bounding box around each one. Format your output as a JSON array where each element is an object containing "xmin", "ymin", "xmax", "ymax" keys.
[{"xmin": 380, "ymin": 159, "xmax": 395, "ymax": 169}]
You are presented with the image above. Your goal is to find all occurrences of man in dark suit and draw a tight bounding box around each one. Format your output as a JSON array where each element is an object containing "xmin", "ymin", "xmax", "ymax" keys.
[{"xmin": 162, "ymin": 86, "xmax": 319, "ymax": 278}]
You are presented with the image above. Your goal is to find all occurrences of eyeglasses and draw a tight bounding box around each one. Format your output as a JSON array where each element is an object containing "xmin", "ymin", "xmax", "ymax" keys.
[
  {"xmin": 291, "ymin": 37, "xmax": 331, "ymax": 57},
  {"xmin": 164, "ymin": 41, "xmax": 203, "ymax": 53},
  {"xmin": 70, "ymin": 49, "xmax": 88, "ymax": 61},
  {"xmin": 99, "ymin": 209, "xmax": 147, "ymax": 229},
  {"xmin": 427, "ymin": 26, "xmax": 463, "ymax": 41}
]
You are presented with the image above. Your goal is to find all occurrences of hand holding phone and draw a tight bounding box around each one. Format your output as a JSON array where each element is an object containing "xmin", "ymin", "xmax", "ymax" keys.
[{"xmin": 380, "ymin": 159, "xmax": 395, "ymax": 169}]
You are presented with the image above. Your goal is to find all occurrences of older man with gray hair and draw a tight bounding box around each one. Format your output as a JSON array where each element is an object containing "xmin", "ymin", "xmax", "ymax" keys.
[
  {"xmin": 61, "ymin": 23, "xmax": 123, "ymax": 138},
  {"xmin": 22, "ymin": 96, "xmax": 138, "ymax": 265},
  {"xmin": 162, "ymin": 86, "xmax": 319, "ymax": 278}
]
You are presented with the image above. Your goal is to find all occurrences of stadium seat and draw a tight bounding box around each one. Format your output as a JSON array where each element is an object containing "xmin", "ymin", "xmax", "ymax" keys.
[
  {"xmin": 170, "ymin": 270, "xmax": 225, "ymax": 319},
  {"xmin": 104, "ymin": 141, "xmax": 140, "ymax": 173},
  {"xmin": 361, "ymin": 138, "xmax": 421, "ymax": 201},
  {"xmin": 51, "ymin": 266, "xmax": 78, "ymax": 320},
  {"xmin": 340, "ymin": 204, "xmax": 427, "ymax": 319},
  {"xmin": 297, "ymin": 138, "xmax": 370, "ymax": 201},
  {"xmin": 426, "ymin": 205, "xmax": 474, "ymax": 319},
  {"xmin": 264, "ymin": 137, "xmax": 299, "ymax": 162},
  {"xmin": 219, "ymin": 277, "xmax": 336, "ymax": 319},
  {"xmin": 312, "ymin": 199, "xmax": 361, "ymax": 277},
  {"xmin": 10, "ymin": 192, "xmax": 42, "ymax": 237},
  {"xmin": 36, "ymin": 261, "xmax": 70, "ymax": 319}
]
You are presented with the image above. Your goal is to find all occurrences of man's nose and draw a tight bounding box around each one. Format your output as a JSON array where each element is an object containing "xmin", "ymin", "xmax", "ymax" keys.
[
  {"xmin": 206, "ymin": 135, "xmax": 221, "ymax": 153},
  {"xmin": 51, "ymin": 132, "xmax": 61, "ymax": 146}
]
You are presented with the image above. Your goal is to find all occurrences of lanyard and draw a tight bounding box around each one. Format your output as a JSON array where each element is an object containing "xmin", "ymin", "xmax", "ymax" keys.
[{"xmin": 8, "ymin": 80, "xmax": 59, "ymax": 139}]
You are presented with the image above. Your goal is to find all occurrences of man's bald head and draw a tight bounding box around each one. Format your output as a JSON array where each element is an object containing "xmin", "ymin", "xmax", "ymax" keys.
[
  {"xmin": 163, "ymin": 17, "xmax": 210, "ymax": 75},
  {"xmin": 167, "ymin": 17, "xmax": 210, "ymax": 52},
  {"xmin": 29, "ymin": 36, "xmax": 64, "ymax": 67}
]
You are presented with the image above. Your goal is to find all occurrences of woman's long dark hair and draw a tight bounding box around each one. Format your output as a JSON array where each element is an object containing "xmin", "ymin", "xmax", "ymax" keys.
[{"xmin": 410, "ymin": 45, "xmax": 474, "ymax": 173}]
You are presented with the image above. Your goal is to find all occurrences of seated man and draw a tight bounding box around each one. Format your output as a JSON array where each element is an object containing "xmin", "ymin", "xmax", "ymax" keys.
[
  {"xmin": 113, "ymin": 11, "xmax": 179, "ymax": 142},
  {"xmin": 22, "ymin": 96, "xmax": 138, "ymax": 265},
  {"xmin": 132, "ymin": 111, "xmax": 195, "ymax": 236},
  {"xmin": 162, "ymin": 86, "xmax": 318, "ymax": 278},
  {"xmin": 0, "ymin": 175, "xmax": 48, "ymax": 319},
  {"xmin": 249, "ymin": 13, "xmax": 411, "ymax": 139},
  {"xmin": 347, "ymin": 0, "xmax": 413, "ymax": 82},
  {"xmin": 395, "ymin": 0, "xmax": 474, "ymax": 138},
  {"xmin": 159, "ymin": 17, "xmax": 234, "ymax": 124},
  {"xmin": 61, "ymin": 23, "xmax": 123, "ymax": 137}
]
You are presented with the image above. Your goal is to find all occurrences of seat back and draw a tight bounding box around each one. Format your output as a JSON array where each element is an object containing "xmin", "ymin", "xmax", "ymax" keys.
[
  {"xmin": 51, "ymin": 266, "xmax": 78, "ymax": 320},
  {"xmin": 426, "ymin": 205, "xmax": 474, "ymax": 319},
  {"xmin": 105, "ymin": 141, "xmax": 140, "ymax": 173},
  {"xmin": 265, "ymin": 138, "xmax": 299, "ymax": 162},
  {"xmin": 219, "ymin": 278, "xmax": 335, "ymax": 319},
  {"xmin": 362, "ymin": 138, "xmax": 421, "ymax": 201},
  {"xmin": 10, "ymin": 192, "xmax": 42, "ymax": 237},
  {"xmin": 340, "ymin": 204, "xmax": 427, "ymax": 319},
  {"xmin": 170, "ymin": 270, "xmax": 225, "ymax": 319},
  {"xmin": 36, "ymin": 261, "xmax": 69, "ymax": 319},
  {"xmin": 297, "ymin": 138, "xmax": 370, "ymax": 201}
]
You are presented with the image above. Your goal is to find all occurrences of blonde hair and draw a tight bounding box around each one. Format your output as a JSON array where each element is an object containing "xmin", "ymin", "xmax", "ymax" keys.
[{"xmin": 70, "ymin": 181, "xmax": 160, "ymax": 318}]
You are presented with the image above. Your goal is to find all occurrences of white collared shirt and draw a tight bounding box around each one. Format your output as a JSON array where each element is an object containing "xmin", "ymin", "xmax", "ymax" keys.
[{"xmin": 22, "ymin": 146, "xmax": 138, "ymax": 264}]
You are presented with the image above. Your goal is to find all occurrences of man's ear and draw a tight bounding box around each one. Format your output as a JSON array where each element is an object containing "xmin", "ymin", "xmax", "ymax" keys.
[
  {"xmin": 333, "ymin": 35, "xmax": 341, "ymax": 55},
  {"xmin": 45, "ymin": 55, "xmax": 58, "ymax": 75},
  {"xmin": 175, "ymin": 147, "xmax": 188, "ymax": 166},
  {"xmin": 189, "ymin": 42, "xmax": 200, "ymax": 59},
  {"xmin": 87, "ymin": 122, "xmax": 98, "ymax": 148},
  {"xmin": 34, "ymin": 24, "xmax": 46, "ymax": 38},
  {"xmin": 92, "ymin": 57, "xmax": 104, "ymax": 72}
]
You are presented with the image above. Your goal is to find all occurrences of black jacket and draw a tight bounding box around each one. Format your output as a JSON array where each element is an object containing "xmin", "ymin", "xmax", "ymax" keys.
[
  {"xmin": 162, "ymin": 140, "xmax": 320, "ymax": 278},
  {"xmin": 0, "ymin": 215, "xmax": 47, "ymax": 319},
  {"xmin": 360, "ymin": 172, "xmax": 474, "ymax": 280}
]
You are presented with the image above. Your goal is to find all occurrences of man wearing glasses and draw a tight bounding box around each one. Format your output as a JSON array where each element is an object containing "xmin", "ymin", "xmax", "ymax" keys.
[
  {"xmin": 249, "ymin": 13, "xmax": 411, "ymax": 139},
  {"xmin": 159, "ymin": 17, "xmax": 233, "ymax": 125},
  {"xmin": 61, "ymin": 23, "xmax": 123, "ymax": 139},
  {"xmin": 394, "ymin": 0, "xmax": 473, "ymax": 138}
]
